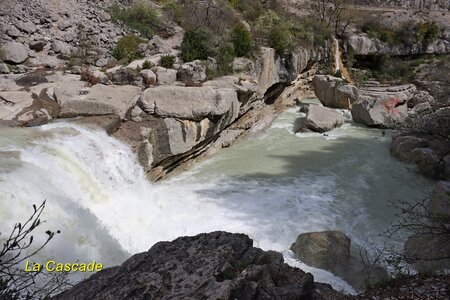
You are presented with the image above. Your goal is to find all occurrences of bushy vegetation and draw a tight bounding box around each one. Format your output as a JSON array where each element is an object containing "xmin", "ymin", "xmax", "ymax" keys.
[
  {"xmin": 181, "ymin": 29, "xmax": 214, "ymax": 62},
  {"xmin": 110, "ymin": 1, "xmax": 160, "ymax": 38},
  {"xmin": 142, "ymin": 60, "xmax": 153, "ymax": 69},
  {"xmin": 228, "ymin": 0, "xmax": 265, "ymax": 22},
  {"xmin": 362, "ymin": 20, "xmax": 441, "ymax": 47},
  {"xmin": 112, "ymin": 34, "xmax": 145, "ymax": 63},
  {"xmin": 161, "ymin": 0, "xmax": 182, "ymax": 24},
  {"xmin": 160, "ymin": 54, "xmax": 176, "ymax": 68},
  {"xmin": 416, "ymin": 21, "xmax": 440, "ymax": 46},
  {"xmin": 231, "ymin": 24, "xmax": 253, "ymax": 57},
  {"xmin": 216, "ymin": 42, "xmax": 236, "ymax": 75}
]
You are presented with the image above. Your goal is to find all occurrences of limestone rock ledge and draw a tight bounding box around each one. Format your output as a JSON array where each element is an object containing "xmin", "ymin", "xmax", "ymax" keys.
[{"xmin": 53, "ymin": 232, "xmax": 347, "ymax": 300}]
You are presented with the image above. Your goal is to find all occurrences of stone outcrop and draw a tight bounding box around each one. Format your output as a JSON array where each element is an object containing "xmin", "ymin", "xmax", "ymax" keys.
[
  {"xmin": 312, "ymin": 75, "xmax": 359, "ymax": 109},
  {"xmin": 54, "ymin": 232, "xmax": 347, "ymax": 300},
  {"xmin": 291, "ymin": 231, "xmax": 388, "ymax": 291}
]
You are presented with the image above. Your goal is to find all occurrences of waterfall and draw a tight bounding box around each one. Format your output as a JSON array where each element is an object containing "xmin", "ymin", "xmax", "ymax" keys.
[
  {"xmin": 0, "ymin": 113, "xmax": 432, "ymax": 292},
  {"xmin": 333, "ymin": 37, "xmax": 353, "ymax": 83}
]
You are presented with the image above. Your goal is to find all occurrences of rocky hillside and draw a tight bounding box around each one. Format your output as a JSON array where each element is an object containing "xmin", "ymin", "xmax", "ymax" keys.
[{"xmin": 0, "ymin": 0, "xmax": 128, "ymax": 69}]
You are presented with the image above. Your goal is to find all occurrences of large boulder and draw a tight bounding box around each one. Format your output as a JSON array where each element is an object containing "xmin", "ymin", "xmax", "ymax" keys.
[
  {"xmin": 58, "ymin": 85, "xmax": 141, "ymax": 119},
  {"xmin": 351, "ymin": 96, "xmax": 408, "ymax": 127},
  {"xmin": 410, "ymin": 147, "xmax": 445, "ymax": 179},
  {"xmin": 153, "ymin": 66, "xmax": 177, "ymax": 85},
  {"xmin": 1, "ymin": 42, "xmax": 28, "ymax": 64},
  {"xmin": 54, "ymin": 232, "xmax": 346, "ymax": 300},
  {"xmin": 404, "ymin": 233, "xmax": 450, "ymax": 274},
  {"xmin": 139, "ymin": 86, "xmax": 240, "ymax": 122},
  {"xmin": 291, "ymin": 231, "xmax": 351, "ymax": 273},
  {"xmin": 291, "ymin": 231, "xmax": 388, "ymax": 291},
  {"xmin": 351, "ymin": 84, "xmax": 416, "ymax": 127},
  {"xmin": 304, "ymin": 105, "xmax": 345, "ymax": 133},
  {"xmin": 391, "ymin": 136, "xmax": 429, "ymax": 162},
  {"xmin": 312, "ymin": 75, "xmax": 358, "ymax": 109}
]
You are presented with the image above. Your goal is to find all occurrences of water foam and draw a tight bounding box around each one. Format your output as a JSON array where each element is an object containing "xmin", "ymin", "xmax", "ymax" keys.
[{"xmin": 0, "ymin": 110, "xmax": 431, "ymax": 293}]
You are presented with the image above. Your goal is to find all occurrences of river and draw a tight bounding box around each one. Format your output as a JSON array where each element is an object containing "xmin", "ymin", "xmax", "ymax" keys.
[{"xmin": 0, "ymin": 106, "xmax": 432, "ymax": 293}]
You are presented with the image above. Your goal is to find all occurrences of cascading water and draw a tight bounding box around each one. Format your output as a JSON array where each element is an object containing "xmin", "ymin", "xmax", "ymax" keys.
[{"xmin": 0, "ymin": 108, "xmax": 432, "ymax": 293}]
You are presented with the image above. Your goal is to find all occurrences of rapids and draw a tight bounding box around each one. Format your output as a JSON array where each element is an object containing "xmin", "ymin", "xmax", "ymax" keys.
[{"xmin": 0, "ymin": 107, "xmax": 432, "ymax": 293}]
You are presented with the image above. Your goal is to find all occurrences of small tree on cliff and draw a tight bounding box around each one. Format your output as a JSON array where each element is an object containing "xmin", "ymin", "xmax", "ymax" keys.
[{"xmin": 0, "ymin": 201, "xmax": 71, "ymax": 299}]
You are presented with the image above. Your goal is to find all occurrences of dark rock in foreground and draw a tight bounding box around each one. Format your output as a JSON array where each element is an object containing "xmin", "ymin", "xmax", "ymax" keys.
[{"xmin": 54, "ymin": 232, "xmax": 348, "ymax": 300}]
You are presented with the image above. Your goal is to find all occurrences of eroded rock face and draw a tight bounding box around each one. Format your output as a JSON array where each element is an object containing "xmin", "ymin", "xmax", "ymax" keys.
[
  {"xmin": 291, "ymin": 231, "xmax": 388, "ymax": 291},
  {"xmin": 54, "ymin": 232, "xmax": 346, "ymax": 300}
]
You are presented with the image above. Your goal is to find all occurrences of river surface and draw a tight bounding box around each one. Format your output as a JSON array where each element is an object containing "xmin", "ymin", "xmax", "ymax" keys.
[{"xmin": 0, "ymin": 107, "xmax": 432, "ymax": 293}]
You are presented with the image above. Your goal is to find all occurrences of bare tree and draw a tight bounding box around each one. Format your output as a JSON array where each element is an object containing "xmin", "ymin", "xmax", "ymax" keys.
[
  {"xmin": 0, "ymin": 201, "xmax": 72, "ymax": 299},
  {"xmin": 310, "ymin": 0, "xmax": 351, "ymax": 36}
]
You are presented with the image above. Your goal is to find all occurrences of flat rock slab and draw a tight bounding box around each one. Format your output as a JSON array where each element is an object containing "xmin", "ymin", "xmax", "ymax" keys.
[
  {"xmin": 0, "ymin": 91, "xmax": 35, "ymax": 121},
  {"xmin": 59, "ymin": 85, "xmax": 141, "ymax": 119},
  {"xmin": 139, "ymin": 86, "xmax": 240, "ymax": 121}
]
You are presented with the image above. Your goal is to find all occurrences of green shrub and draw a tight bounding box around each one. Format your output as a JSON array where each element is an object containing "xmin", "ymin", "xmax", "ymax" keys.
[
  {"xmin": 112, "ymin": 34, "xmax": 145, "ymax": 63},
  {"xmin": 255, "ymin": 11, "xmax": 293, "ymax": 54},
  {"xmin": 217, "ymin": 42, "xmax": 236, "ymax": 76},
  {"xmin": 231, "ymin": 24, "xmax": 253, "ymax": 57},
  {"xmin": 417, "ymin": 21, "xmax": 440, "ymax": 46},
  {"xmin": 268, "ymin": 26, "xmax": 292, "ymax": 54},
  {"xmin": 163, "ymin": 0, "xmax": 182, "ymax": 24},
  {"xmin": 110, "ymin": 1, "xmax": 160, "ymax": 38},
  {"xmin": 228, "ymin": 0, "xmax": 264, "ymax": 21},
  {"xmin": 362, "ymin": 20, "xmax": 441, "ymax": 47},
  {"xmin": 142, "ymin": 60, "xmax": 153, "ymax": 69},
  {"xmin": 160, "ymin": 54, "xmax": 176, "ymax": 68},
  {"xmin": 181, "ymin": 29, "xmax": 214, "ymax": 62}
]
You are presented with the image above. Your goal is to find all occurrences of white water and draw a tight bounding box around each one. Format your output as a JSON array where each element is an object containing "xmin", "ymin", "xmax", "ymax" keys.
[{"xmin": 0, "ymin": 108, "xmax": 432, "ymax": 293}]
